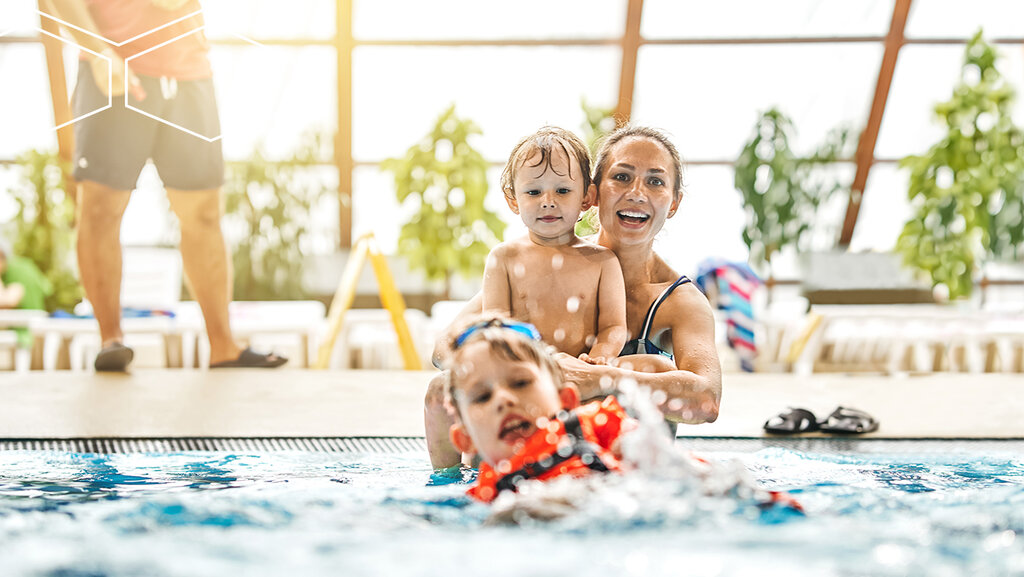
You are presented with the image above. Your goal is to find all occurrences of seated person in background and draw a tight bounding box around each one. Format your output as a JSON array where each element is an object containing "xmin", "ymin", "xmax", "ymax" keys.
[
  {"xmin": 444, "ymin": 316, "xmax": 633, "ymax": 503},
  {"xmin": 482, "ymin": 126, "xmax": 627, "ymax": 365},
  {"xmin": 0, "ymin": 243, "xmax": 53, "ymax": 348}
]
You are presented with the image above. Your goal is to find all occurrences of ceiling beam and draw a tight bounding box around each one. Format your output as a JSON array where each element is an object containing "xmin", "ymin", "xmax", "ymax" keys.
[
  {"xmin": 38, "ymin": 3, "xmax": 75, "ymax": 194},
  {"xmin": 615, "ymin": 0, "xmax": 644, "ymax": 123},
  {"xmin": 838, "ymin": 0, "xmax": 913, "ymax": 247},
  {"xmin": 335, "ymin": 0, "xmax": 353, "ymax": 248}
]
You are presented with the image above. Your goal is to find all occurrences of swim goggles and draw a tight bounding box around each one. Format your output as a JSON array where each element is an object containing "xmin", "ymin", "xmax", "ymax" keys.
[{"xmin": 453, "ymin": 319, "xmax": 541, "ymax": 349}]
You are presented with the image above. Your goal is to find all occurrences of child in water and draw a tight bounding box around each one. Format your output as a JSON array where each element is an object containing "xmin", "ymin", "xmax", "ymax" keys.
[
  {"xmin": 445, "ymin": 316, "xmax": 633, "ymax": 503},
  {"xmin": 482, "ymin": 126, "xmax": 627, "ymax": 364},
  {"xmin": 444, "ymin": 316, "xmax": 804, "ymax": 518}
]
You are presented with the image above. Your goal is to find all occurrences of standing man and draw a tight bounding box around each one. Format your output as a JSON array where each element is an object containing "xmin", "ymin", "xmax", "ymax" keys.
[{"xmin": 44, "ymin": 0, "xmax": 286, "ymax": 370}]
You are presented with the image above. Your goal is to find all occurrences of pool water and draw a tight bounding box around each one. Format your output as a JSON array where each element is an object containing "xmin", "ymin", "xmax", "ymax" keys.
[{"xmin": 1, "ymin": 446, "xmax": 1022, "ymax": 577}]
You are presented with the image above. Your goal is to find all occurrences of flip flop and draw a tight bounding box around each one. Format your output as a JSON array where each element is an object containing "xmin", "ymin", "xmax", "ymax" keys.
[
  {"xmin": 817, "ymin": 406, "xmax": 879, "ymax": 434},
  {"xmin": 763, "ymin": 408, "xmax": 820, "ymax": 435},
  {"xmin": 209, "ymin": 347, "xmax": 288, "ymax": 369},
  {"xmin": 94, "ymin": 342, "xmax": 134, "ymax": 372}
]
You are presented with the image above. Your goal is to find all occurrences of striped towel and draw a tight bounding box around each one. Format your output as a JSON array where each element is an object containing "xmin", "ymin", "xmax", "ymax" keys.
[{"xmin": 696, "ymin": 259, "xmax": 762, "ymax": 372}]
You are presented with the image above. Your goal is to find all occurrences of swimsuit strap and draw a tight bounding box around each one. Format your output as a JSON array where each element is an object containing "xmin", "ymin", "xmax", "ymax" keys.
[{"xmin": 634, "ymin": 275, "xmax": 691, "ymax": 351}]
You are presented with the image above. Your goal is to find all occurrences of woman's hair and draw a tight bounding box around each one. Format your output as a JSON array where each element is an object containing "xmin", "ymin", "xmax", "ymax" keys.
[
  {"xmin": 593, "ymin": 124, "xmax": 684, "ymax": 201},
  {"xmin": 499, "ymin": 126, "xmax": 592, "ymax": 202},
  {"xmin": 444, "ymin": 319, "xmax": 563, "ymax": 421}
]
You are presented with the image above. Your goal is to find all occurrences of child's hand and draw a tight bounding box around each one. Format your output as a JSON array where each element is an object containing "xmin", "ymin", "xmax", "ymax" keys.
[{"xmin": 578, "ymin": 353, "xmax": 607, "ymax": 365}]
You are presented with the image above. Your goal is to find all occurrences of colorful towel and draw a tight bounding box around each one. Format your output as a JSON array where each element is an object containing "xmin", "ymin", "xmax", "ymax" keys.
[{"xmin": 695, "ymin": 259, "xmax": 761, "ymax": 372}]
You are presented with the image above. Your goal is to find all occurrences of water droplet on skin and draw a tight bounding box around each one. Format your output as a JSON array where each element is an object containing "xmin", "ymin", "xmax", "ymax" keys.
[
  {"xmin": 667, "ymin": 398, "xmax": 684, "ymax": 412},
  {"xmin": 566, "ymin": 296, "xmax": 580, "ymax": 313},
  {"xmin": 585, "ymin": 335, "xmax": 596, "ymax": 348},
  {"xmin": 651, "ymin": 390, "xmax": 668, "ymax": 406},
  {"xmin": 513, "ymin": 263, "xmax": 526, "ymax": 278},
  {"xmin": 553, "ymin": 329, "xmax": 566, "ymax": 342},
  {"xmin": 599, "ymin": 376, "xmax": 614, "ymax": 392},
  {"xmin": 551, "ymin": 254, "xmax": 564, "ymax": 270}
]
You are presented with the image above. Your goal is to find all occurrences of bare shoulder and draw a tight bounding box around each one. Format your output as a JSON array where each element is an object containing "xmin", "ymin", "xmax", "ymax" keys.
[
  {"xmin": 661, "ymin": 280, "xmax": 713, "ymax": 325},
  {"xmin": 570, "ymin": 237, "xmax": 617, "ymax": 262},
  {"xmin": 490, "ymin": 238, "xmax": 528, "ymax": 259}
]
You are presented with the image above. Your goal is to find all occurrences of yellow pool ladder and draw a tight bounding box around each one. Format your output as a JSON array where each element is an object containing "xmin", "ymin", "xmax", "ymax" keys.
[{"xmin": 314, "ymin": 233, "xmax": 422, "ymax": 370}]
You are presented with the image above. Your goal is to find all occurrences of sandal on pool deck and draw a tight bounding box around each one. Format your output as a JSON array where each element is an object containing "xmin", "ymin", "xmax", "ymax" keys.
[
  {"xmin": 764, "ymin": 408, "xmax": 820, "ymax": 435},
  {"xmin": 209, "ymin": 347, "xmax": 288, "ymax": 369},
  {"xmin": 817, "ymin": 407, "xmax": 879, "ymax": 434},
  {"xmin": 208, "ymin": 348, "xmax": 286, "ymax": 371},
  {"xmin": 94, "ymin": 342, "xmax": 134, "ymax": 372}
]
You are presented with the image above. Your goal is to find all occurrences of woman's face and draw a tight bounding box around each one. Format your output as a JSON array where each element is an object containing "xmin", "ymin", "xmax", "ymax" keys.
[{"xmin": 595, "ymin": 137, "xmax": 680, "ymax": 249}]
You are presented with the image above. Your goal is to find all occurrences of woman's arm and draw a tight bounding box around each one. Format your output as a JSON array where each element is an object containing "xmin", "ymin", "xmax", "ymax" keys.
[{"xmin": 557, "ymin": 286, "xmax": 721, "ymax": 424}]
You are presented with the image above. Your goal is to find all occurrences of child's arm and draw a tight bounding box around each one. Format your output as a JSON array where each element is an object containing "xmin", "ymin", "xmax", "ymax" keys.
[
  {"xmin": 583, "ymin": 254, "xmax": 628, "ymax": 363},
  {"xmin": 481, "ymin": 245, "xmax": 513, "ymax": 316}
]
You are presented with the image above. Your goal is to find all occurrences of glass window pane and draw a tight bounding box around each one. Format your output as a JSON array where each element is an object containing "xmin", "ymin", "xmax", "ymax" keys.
[
  {"xmin": 204, "ymin": 0, "xmax": 335, "ymax": 41},
  {"xmin": 0, "ymin": 165, "xmax": 22, "ymax": 222},
  {"xmin": 352, "ymin": 46, "xmax": 619, "ymax": 162},
  {"xmin": 211, "ymin": 46, "xmax": 336, "ymax": 161},
  {"xmin": 876, "ymin": 44, "xmax": 1024, "ymax": 159},
  {"xmin": 643, "ymin": 0, "xmax": 895, "ymax": 39},
  {"xmin": 354, "ymin": 166, "xmax": 523, "ymax": 256},
  {"xmin": 0, "ymin": 44, "xmax": 59, "ymax": 159},
  {"xmin": 1, "ymin": 1, "xmax": 42, "ymax": 36},
  {"xmin": 354, "ymin": 0, "xmax": 626, "ymax": 41},
  {"xmin": 850, "ymin": 164, "xmax": 913, "ymax": 252},
  {"xmin": 906, "ymin": 0, "xmax": 1024, "ymax": 39},
  {"xmin": 632, "ymin": 44, "xmax": 882, "ymax": 161},
  {"xmin": 656, "ymin": 165, "xmax": 749, "ymax": 276}
]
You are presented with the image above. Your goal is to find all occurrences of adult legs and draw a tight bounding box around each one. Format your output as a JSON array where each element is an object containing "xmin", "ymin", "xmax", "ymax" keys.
[
  {"xmin": 424, "ymin": 371, "xmax": 461, "ymax": 469},
  {"xmin": 165, "ymin": 187, "xmax": 241, "ymax": 366},
  {"xmin": 76, "ymin": 180, "xmax": 132, "ymax": 348}
]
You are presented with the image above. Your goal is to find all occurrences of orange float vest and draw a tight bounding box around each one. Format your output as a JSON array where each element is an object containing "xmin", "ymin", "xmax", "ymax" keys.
[{"xmin": 468, "ymin": 396, "xmax": 628, "ymax": 503}]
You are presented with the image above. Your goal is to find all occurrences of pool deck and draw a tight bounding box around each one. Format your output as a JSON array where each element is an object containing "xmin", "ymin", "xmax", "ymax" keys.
[{"xmin": 1, "ymin": 370, "xmax": 1022, "ymax": 439}]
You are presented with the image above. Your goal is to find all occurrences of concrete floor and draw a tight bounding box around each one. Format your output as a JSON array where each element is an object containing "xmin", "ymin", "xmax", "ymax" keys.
[{"xmin": 1, "ymin": 370, "xmax": 1021, "ymax": 439}]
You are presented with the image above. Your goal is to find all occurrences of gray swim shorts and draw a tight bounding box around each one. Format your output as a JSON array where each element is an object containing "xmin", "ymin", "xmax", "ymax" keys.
[{"xmin": 71, "ymin": 61, "xmax": 224, "ymax": 191}]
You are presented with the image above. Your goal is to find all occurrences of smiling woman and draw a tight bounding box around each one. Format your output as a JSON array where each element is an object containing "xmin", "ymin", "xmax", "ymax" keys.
[{"xmin": 424, "ymin": 125, "xmax": 721, "ymax": 470}]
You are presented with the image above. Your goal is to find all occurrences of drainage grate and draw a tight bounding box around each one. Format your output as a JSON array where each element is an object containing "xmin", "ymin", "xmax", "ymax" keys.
[
  {"xmin": 0, "ymin": 437, "xmax": 428, "ymax": 454},
  {"xmin": 3, "ymin": 437, "xmax": 1021, "ymax": 455}
]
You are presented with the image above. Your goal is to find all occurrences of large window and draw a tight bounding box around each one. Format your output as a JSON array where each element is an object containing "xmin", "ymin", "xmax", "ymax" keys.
[{"xmin": 2, "ymin": 0, "xmax": 1023, "ymax": 277}]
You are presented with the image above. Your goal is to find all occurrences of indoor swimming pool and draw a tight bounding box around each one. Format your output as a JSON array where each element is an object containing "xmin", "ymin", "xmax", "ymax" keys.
[{"xmin": 1, "ymin": 439, "xmax": 1022, "ymax": 577}]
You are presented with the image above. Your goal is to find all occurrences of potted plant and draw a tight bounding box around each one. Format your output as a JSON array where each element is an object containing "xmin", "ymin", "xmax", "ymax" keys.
[
  {"xmin": 734, "ymin": 108, "xmax": 849, "ymax": 296},
  {"xmin": 898, "ymin": 31, "xmax": 1024, "ymax": 300},
  {"xmin": 222, "ymin": 131, "xmax": 333, "ymax": 301},
  {"xmin": 382, "ymin": 105, "xmax": 505, "ymax": 300},
  {"xmin": 2, "ymin": 149, "xmax": 81, "ymax": 313}
]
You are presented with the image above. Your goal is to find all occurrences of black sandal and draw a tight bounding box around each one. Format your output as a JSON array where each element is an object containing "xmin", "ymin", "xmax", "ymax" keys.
[
  {"xmin": 817, "ymin": 407, "xmax": 879, "ymax": 434},
  {"xmin": 209, "ymin": 347, "xmax": 288, "ymax": 369},
  {"xmin": 764, "ymin": 408, "xmax": 820, "ymax": 435}
]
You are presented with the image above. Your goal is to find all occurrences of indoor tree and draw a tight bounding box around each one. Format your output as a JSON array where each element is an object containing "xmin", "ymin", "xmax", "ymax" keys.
[
  {"xmin": 734, "ymin": 108, "xmax": 849, "ymax": 290},
  {"xmin": 383, "ymin": 105, "xmax": 505, "ymax": 300},
  {"xmin": 898, "ymin": 31, "xmax": 1024, "ymax": 300}
]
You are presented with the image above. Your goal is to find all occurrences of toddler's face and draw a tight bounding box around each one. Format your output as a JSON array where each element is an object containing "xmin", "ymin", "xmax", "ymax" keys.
[
  {"xmin": 509, "ymin": 148, "xmax": 590, "ymax": 245},
  {"xmin": 449, "ymin": 340, "xmax": 575, "ymax": 465}
]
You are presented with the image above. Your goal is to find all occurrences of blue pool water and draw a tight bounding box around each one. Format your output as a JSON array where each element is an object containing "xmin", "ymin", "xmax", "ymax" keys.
[{"xmin": 1, "ymin": 445, "xmax": 1023, "ymax": 577}]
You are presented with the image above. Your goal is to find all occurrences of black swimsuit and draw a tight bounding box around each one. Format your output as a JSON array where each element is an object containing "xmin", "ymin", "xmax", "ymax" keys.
[{"xmin": 619, "ymin": 275, "xmax": 692, "ymax": 358}]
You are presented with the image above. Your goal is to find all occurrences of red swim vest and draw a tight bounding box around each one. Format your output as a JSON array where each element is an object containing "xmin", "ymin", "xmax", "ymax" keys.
[{"xmin": 468, "ymin": 396, "xmax": 628, "ymax": 503}]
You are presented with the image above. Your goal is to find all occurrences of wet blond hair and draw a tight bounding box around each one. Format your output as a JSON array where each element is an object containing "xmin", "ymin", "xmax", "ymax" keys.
[{"xmin": 499, "ymin": 126, "xmax": 592, "ymax": 203}]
